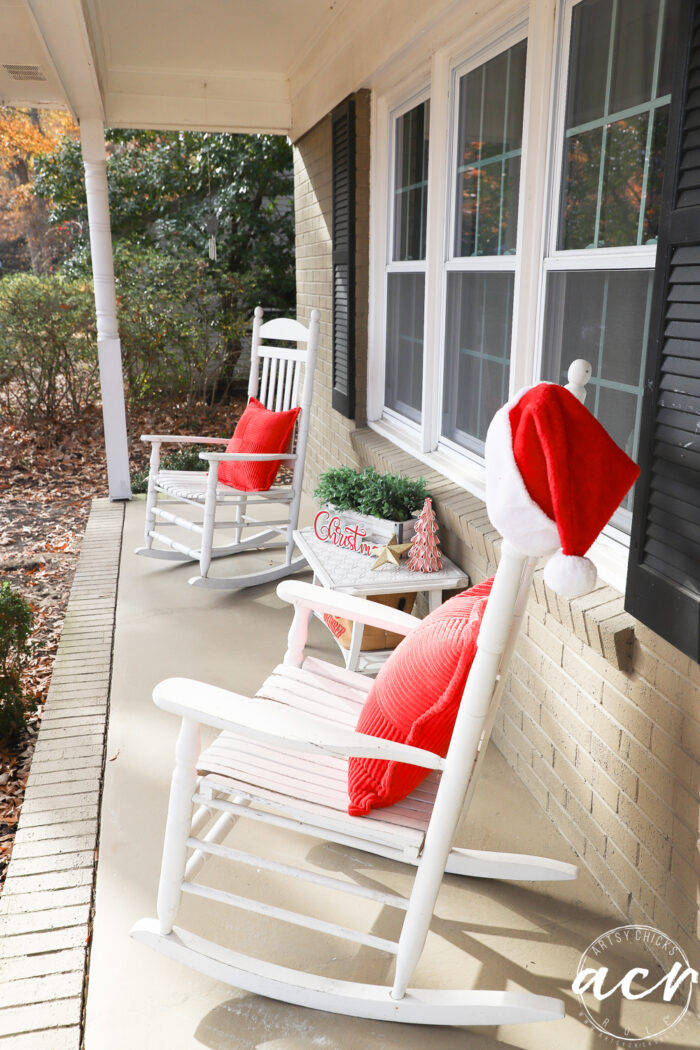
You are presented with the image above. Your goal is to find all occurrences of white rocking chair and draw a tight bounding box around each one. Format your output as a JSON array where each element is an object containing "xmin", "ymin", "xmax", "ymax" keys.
[
  {"xmin": 131, "ymin": 368, "xmax": 600, "ymax": 1028},
  {"xmin": 135, "ymin": 306, "xmax": 320, "ymax": 591}
]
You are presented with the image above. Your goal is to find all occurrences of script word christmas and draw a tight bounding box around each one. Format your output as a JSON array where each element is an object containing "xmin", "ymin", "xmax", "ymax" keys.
[{"xmin": 313, "ymin": 511, "xmax": 372, "ymax": 555}]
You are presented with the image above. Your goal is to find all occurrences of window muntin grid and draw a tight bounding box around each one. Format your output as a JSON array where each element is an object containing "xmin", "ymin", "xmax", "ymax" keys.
[
  {"xmin": 454, "ymin": 39, "xmax": 527, "ymax": 257},
  {"xmin": 385, "ymin": 97, "xmax": 430, "ymax": 422},
  {"xmin": 441, "ymin": 36, "xmax": 526, "ymax": 455},
  {"xmin": 558, "ymin": 0, "xmax": 681, "ymax": 250},
  {"xmin": 542, "ymin": 269, "xmax": 653, "ymax": 520},
  {"xmin": 392, "ymin": 101, "xmax": 430, "ymax": 261}
]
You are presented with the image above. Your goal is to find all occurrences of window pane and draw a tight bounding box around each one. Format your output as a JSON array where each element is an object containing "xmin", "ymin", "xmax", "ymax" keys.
[
  {"xmin": 643, "ymin": 104, "xmax": 669, "ymax": 241},
  {"xmin": 561, "ymin": 127, "xmax": 603, "ymax": 249},
  {"xmin": 599, "ymin": 113, "xmax": 649, "ymax": 247},
  {"xmin": 454, "ymin": 39, "xmax": 527, "ymax": 257},
  {"xmin": 558, "ymin": 0, "xmax": 680, "ymax": 250},
  {"xmin": 385, "ymin": 272, "xmax": 424, "ymax": 421},
  {"xmin": 567, "ymin": 0, "xmax": 612, "ymax": 127},
  {"xmin": 442, "ymin": 272, "xmax": 514, "ymax": 452},
  {"xmin": 393, "ymin": 102, "xmax": 430, "ymax": 261},
  {"xmin": 609, "ymin": 0, "xmax": 659, "ymax": 114},
  {"xmin": 542, "ymin": 269, "xmax": 653, "ymax": 517}
]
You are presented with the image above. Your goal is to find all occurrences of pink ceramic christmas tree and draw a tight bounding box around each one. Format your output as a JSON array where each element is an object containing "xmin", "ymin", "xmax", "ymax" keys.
[{"xmin": 408, "ymin": 497, "xmax": 443, "ymax": 573}]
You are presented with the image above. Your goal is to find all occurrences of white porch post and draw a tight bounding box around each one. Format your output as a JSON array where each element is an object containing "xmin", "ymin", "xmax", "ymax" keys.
[{"xmin": 80, "ymin": 119, "xmax": 131, "ymax": 500}]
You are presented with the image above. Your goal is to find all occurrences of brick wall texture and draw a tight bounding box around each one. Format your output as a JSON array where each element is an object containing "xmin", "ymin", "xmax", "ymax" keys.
[{"xmin": 293, "ymin": 102, "xmax": 700, "ymax": 965}]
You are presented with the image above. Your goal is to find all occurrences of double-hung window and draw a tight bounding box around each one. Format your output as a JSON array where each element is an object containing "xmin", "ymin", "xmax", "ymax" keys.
[
  {"xmin": 384, "ymin": 95, "xmax": 430, "ymax": 425},
  {"xmin": 442, "ymin": 37, "xmax": 527, "ymax": 455},
  {"xmin": 541, "ymin": 0, "xmax": 682, "ymax": 526},
  {"xmin": 375, "ymin": 0, "xmax": 681, "ymax": 538}
]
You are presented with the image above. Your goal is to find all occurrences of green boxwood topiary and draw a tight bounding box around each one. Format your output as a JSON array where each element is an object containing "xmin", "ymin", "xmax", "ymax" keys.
[{"xmin": 314, "ymin": 466, "xmax": 428, "ymax": 522}]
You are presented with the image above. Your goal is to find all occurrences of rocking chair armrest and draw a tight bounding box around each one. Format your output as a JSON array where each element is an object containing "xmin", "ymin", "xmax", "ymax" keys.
[
  {"xmin": 140, "ymin": 434, "xmax": 229, "ymax": 445},
  {"xmin": 198, "ymin": 451, "xmax": 298, "ymax": 463},
  {"xmin": 277, "ymin": 580, "xmax": 421, "ymax": 636},
  {"xmin": 153, "ymin": 677, "xmax": 445, "ymax": 771}
]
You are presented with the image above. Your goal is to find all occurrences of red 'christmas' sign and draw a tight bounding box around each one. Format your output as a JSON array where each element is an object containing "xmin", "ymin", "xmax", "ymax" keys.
[{"xmin": 314, "ymin": 510, "xmax": 372, "ymax": 555}]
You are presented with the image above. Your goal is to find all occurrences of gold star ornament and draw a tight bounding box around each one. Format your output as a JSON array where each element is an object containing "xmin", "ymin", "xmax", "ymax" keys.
[{"xmin": 370, "ymin": 541, "xmax": 413, "ymax": 569}]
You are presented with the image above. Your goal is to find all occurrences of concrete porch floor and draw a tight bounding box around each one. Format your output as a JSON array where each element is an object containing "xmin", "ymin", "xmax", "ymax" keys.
[{"xmin": 81, "ymin": 496, "xmax": 697, "ymax": 1050}]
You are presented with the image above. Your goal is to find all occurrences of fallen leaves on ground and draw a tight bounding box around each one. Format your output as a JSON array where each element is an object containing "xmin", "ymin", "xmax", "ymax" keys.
[{"xmin": 0, "ymin": 396, "xmax": 245, "ymax": 891}]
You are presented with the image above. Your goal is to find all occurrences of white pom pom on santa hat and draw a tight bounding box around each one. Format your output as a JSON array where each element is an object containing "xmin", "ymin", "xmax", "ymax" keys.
[
  {"xmin": 543, "ymin": 551, "xmax": 597, "ymax": 599},
  {"xmin": 484, "ymin": 381, "xmax": 640, "ymax": 599}
]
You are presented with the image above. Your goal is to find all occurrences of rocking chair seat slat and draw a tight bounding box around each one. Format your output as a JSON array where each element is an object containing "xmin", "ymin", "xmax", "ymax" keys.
[
  {"xmin": 156, "ymin": 471, "xmax": 293, "ymax": 503},
  {"xmin": 196, "ymin": 656, "xmax": 438, "ymax": 857}
]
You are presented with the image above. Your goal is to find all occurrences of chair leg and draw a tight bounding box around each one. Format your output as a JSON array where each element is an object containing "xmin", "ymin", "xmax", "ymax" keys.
[
  {"xmin": 143, "ymin": 442, "xmax": 161, "ymax": 550},
  {"xmin": 157, "ymin": 718, "xmax": 201, "ymax": 936},
  {"xmin": 199, "ymin": 469, "xmax": 220, "ymax": 580}
]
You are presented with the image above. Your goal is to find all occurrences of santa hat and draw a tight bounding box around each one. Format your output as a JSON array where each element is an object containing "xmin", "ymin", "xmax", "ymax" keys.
[{"xmin": 484, "ymin": 382, "xmax": 640, "ymax": 598}]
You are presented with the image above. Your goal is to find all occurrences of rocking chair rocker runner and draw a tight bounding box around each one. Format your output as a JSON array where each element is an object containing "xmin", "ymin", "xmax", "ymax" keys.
[
  {"xmin": 135, "ymin": 307, "xmax": 320, "ymax": 590},
  {"xmin": 132, "ymin": 362, "xmax": 640, "ymax": 1027}
]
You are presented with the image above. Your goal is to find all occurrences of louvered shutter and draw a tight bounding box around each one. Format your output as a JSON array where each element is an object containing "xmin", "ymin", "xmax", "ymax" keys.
[
  {"xmin": 626, "ymin": 0, "xmax": 700, "ymax": 662},
  {"xmin": 331, "ymin": 97, "xmax": 356, "ymax": 418}
]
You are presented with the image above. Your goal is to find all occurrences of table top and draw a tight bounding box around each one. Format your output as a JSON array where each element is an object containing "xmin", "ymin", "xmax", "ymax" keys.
[{"xmin": 294, "ymin": 526, "xmax": 469, "ymax": 596}]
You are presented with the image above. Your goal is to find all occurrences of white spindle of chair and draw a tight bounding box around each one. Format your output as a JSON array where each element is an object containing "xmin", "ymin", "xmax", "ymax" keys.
[
  {"xmin": 283, "ymin": 360, "xmax": 295, "ymax": 410},
  {"xmin": 275, "ymin": 360, "xmax": 286, "ymax": 411},
  {"xmin": 259, "ymin": 356, "xmax": 270, "ymax": 406},
  {"xmin": 266, "ymin": 357, "xmax": 278, "ymax": 410}
]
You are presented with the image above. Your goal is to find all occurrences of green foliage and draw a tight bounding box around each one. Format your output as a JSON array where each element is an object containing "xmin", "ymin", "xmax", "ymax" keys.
[
  {"xmin": 112, "ymin": 243, "xmax": 248, "ymax": 407},
  {"xmin": 0, "ymin": 272, "xmax": 99, "ymax": 419},
  {"xmin": 0, "ymin": 582, "xmax": 35, "ymax": 746},
  {"xmin": 314, "ymin": 467, "xmax": 428, "ymax": 522},
  {"xmin": 33, "ymin": 130, "xmax": 295, "ymax": 319},
  {"xmin": 131, "ymin": 444, "xmax": 208, "ymax": 494}
]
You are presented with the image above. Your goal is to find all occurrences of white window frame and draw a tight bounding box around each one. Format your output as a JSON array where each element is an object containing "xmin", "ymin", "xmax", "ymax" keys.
[
  {"xmin": 370, "ymin": 10, "xmax": 534, "ymax": 500},
  {"xmin": 383, "ymin": 86, "xmax": 431, "ymax": 432},
  {"xmin": 367, "ymin": 0, "xmax": 666, "ymax": 591},
  {"xmin": 437, "ymin": 24, "xmax": 528, "ymax": 464},
  {"xmin": 536, "ymin": 0, "xmax": 665, "ymax": 549}
]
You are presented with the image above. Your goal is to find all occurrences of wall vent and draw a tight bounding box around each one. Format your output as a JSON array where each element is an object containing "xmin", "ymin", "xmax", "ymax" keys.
[{"xmin": 3, "ymin": 64, "xmax": 46, "ymax": 82}]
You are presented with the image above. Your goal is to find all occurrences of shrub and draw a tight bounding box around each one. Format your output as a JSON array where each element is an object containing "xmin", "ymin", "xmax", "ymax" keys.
[
  {"xmin": 130, "ymin": 444, "xmax": 208, "ymax": 494},
  {"xmin": 0, "ymin": 272, "xmax": 99, "ymax": 420},
  {"xmin": 314, "ymin": 466, "xmax": 428, "ymax": 522},
  {"xmin": 113, "ymin": 244, "xmax": 249, "ymax": 408},
  {"xmin": 0, "ymin": 582, "xmax": 35, "ymax": 746}
]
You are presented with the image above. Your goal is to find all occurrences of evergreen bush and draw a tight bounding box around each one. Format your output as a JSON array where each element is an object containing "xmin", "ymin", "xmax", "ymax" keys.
[
  {"xmin": 314, "ymin": 466, "xmax": 428, "ymax": 522},
  {"xmin": 0, "ymin": 582, "xmax": 35, "ymax": 746},
  {"xmin": 130, "ymin": 444, "xmax": 209, "ymax": 494}
]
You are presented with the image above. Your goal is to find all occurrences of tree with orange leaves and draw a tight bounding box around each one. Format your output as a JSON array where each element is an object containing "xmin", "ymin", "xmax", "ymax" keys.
[{"xmin": 0, "ymin": 106, "xmax": 78, "ymax": 274}]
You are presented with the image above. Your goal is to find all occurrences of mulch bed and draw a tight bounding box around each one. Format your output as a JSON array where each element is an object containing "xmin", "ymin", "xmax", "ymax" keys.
[{"xmin": 0, "ymin": 398, "xmax": 245, "ymax": 891}]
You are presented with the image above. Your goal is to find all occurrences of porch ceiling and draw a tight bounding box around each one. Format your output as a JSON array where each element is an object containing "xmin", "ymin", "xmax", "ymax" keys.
[
  {"xmin": 1, "ymin": 0, "xmax": 466, "ymax": 139},
  {"xmin": 0, "ymin": 0, "xmax": 357, "ymax": 135}
]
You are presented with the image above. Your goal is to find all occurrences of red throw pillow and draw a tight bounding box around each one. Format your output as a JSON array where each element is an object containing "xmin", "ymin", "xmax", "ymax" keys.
[
  {"xmin": 218, "ymin": 397, "xmax": 300, "ymax": 492},
  {"xmin": 348, "ymin": 578, "xmax": 493, "ymax": 816}
]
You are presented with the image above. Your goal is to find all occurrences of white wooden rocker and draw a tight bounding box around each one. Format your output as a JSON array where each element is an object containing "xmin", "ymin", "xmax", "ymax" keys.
[
  {"xmin": 132, "ymin": 362, "xmax": 640, "ymax": 1027},
  {"xmin": 135, "ymin": 307, "xmax": 320, "ymax": 590}
]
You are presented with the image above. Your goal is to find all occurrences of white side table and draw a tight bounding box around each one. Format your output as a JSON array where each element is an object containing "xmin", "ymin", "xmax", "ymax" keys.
[{"xmin": 293, "ymin": 527, "xmax": 469, "ymax": 673}]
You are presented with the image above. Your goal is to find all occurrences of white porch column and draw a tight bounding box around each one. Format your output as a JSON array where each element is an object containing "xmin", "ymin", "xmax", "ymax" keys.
[{"xmin": 80, "ymin": 119, "xmax": 131, "ymax": 500}]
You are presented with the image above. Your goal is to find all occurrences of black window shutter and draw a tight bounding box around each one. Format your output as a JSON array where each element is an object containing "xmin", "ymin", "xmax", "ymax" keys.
[
  {"xmin": 626, "ymin": 0, "xmax": 700, "ymax": 662},
  {"xmin": 331, "ymin": 97, "xmax": 356, "ymax": 418}
]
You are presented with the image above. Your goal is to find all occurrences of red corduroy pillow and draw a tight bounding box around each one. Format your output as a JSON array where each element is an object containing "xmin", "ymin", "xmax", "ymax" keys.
[
  {"xmin": 218, "ymin": 397, "xmax": 300, "ymax": 492},
  {"xmin": 348, "ymin": 578, "xmax": 493, "ymax": 816}
]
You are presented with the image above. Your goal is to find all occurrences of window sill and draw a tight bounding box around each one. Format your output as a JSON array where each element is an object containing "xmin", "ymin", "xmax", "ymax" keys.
[{"xmin": 355, "ymin": 425, "xmax": 636, "ymax": 672}]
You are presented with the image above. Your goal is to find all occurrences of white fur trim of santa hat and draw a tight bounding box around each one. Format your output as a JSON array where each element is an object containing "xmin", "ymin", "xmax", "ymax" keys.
[{"xmin": 484, "ymin": 385, "xmax": 560, "ymax": 557}]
